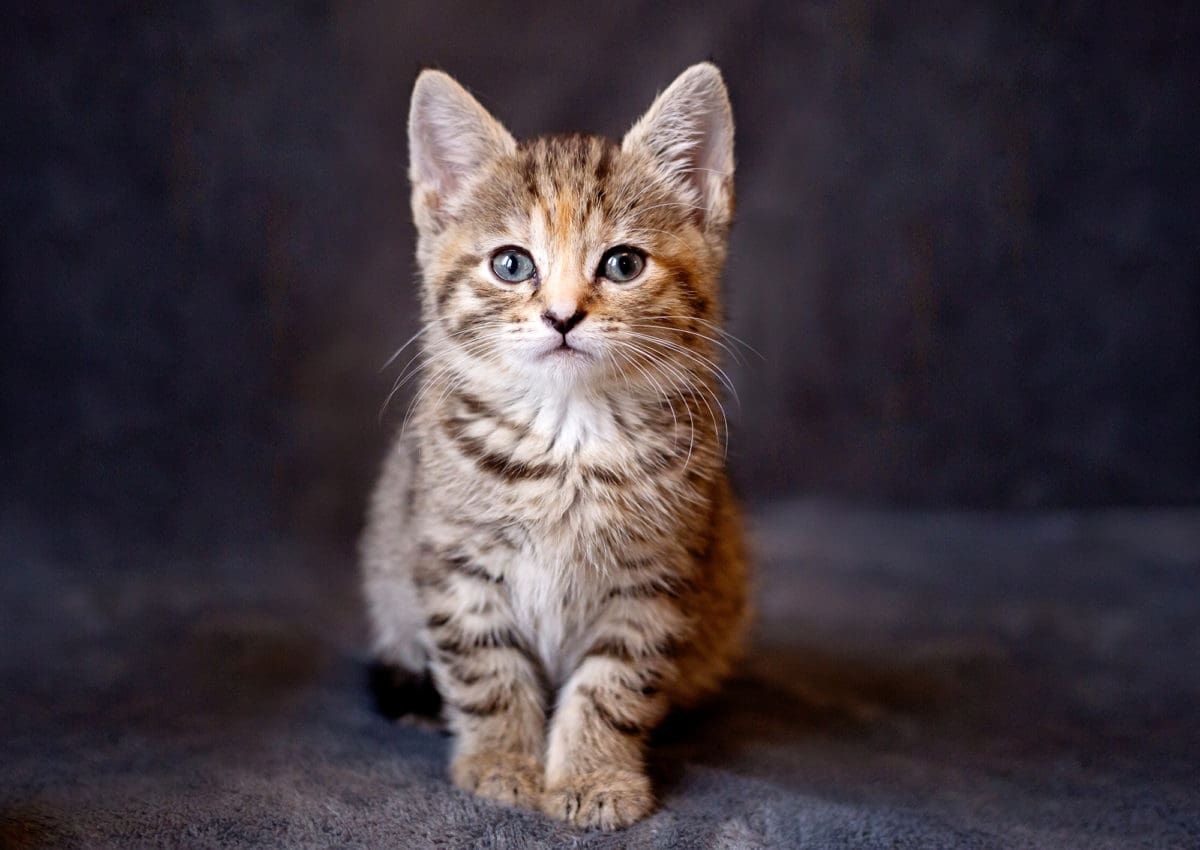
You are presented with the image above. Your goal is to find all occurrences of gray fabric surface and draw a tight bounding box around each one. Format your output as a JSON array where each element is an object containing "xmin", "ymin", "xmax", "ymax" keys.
[{"xmin": 3, "ymin": 503, "xmax": 1198, "ymax": 848}]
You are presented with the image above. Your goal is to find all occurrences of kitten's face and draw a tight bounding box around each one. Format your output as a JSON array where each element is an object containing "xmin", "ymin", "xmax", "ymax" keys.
[
  {"xmin": 409, "ymin": 66, "xmax": 734, "ymax": 392},
  {"xmin": 426, "ymin": 136, "xmax": 721, "ymax": 385}
]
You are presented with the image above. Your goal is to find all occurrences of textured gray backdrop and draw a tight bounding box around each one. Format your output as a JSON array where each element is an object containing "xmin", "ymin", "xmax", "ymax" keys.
[{"xmin": 3, "ymin": 2, "xmax": 1198, "ymax": 548}]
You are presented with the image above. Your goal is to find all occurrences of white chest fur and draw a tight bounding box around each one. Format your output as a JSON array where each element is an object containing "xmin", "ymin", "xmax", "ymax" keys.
[
  {"xmin": 433, "ymin": 384, "xmax": 664, "ymax": 684},
  {"xmin": 505, "ymin": 540, "xmax": 604, "ymax": 688},
  {"xmin": 507, "ymin": 393, "xmax": 620, "ymax": 685},
  {"xmin": 529, "ymin": 386, "xmax": 623, "ymax": 462}
]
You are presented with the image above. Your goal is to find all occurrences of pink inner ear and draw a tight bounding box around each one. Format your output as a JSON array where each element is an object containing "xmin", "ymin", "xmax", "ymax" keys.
[
  {"xmin": 410, "ymin": 94, "xmax": 477, "ymax": 196},
  {"xmin": 687, "ymin": 104, "xmax": 733, "ymax": 198},
  {"xmin": 622, "ymin": 65, "xmax": 734, "ymax": 222},
  {"xmin": 408, "ymin": 72, "xmax": 516, "ymax": 202}
]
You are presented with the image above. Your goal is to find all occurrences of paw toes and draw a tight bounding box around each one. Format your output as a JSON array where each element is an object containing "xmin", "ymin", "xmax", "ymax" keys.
[
  {"xmin": 451, "ymin": 752, "xmax": 543, "ymax": 809},
  {"xmin": 542, "ymin": 769, "xmax": 654, "ymax": 829},
  {"xmin": 541, "ymin": 787, "xmax": 582, "ymax": 822}
]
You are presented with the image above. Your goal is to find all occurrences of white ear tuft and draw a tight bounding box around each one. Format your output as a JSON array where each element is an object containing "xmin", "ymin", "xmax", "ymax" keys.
[
  {"xmin": 622, "ymin": 63, "xmax": 735, "ymax": 230},
  {"xmin": 408, "ymin": 70, "xmax": 516, "ymax": 227}
]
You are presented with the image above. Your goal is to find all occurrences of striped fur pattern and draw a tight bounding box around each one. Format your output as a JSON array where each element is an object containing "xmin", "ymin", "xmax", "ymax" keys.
[{"xmin": 361, "ymin": 64, "xmax": 747, "ymax": 830}]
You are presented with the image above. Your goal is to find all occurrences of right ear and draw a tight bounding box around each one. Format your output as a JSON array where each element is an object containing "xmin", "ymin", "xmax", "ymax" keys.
[{"xmin": 408, "ymin": 70, "xmax": 516, "ymax": 232}]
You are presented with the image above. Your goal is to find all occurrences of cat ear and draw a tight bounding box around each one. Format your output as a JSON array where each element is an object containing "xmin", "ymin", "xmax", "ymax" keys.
[
  {"xmin": 408, "ymin": 70, "xmax": 516, "ymax": 228},
  {"xmin": 622, "ymin": 63, "xmax": 735, "ymax": 231}
]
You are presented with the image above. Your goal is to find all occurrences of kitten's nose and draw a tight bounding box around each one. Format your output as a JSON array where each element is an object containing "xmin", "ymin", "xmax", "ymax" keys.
[{"xmin": 542, "ymin": 308, "xmax": 586, "ymax": 335}]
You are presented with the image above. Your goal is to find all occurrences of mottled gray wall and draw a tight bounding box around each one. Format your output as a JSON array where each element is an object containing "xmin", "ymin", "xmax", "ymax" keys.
[{"xmin": 3, "ymin": 2, "xmax": 1197, "ymax": 549}]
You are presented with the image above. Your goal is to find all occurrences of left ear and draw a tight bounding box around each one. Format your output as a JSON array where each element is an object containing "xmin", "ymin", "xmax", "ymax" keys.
[{"xmin": 622, "ymin": 62, "xmax": 735, "ymax": 231}]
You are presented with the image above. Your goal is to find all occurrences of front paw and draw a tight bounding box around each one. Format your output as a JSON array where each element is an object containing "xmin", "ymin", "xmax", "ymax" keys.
[
  {"xmin": 541, "ymin": 768, "xmax": 654, "ymax": 830},
  {"xmin": 451, "ymin": 751, "xmax": 543, "ymax": 810}
]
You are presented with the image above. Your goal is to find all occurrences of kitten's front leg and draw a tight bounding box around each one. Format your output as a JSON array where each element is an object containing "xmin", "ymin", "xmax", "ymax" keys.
[
  {"xmin": 541, "ymin": 599, "xmax": 682, "ymax": 829},
  {"xmin": 419, "ymin": 552, "xmax": 547, "ymax": 810}
]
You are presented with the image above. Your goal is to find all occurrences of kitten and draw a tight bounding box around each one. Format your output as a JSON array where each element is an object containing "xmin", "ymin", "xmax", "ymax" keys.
[{"xmin": 361, "ymin": 63, "xmax": 748, "ymax": 830}]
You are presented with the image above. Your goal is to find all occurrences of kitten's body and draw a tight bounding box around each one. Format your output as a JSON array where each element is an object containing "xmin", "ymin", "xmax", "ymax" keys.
[{"xmin": 362, "ymin": 66, "xmax": 747, "ymax": 829}]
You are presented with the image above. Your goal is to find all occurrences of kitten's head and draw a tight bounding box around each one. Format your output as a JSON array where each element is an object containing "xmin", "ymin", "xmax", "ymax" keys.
[{"xmin": 408, "ymin": 64, "xmax": 734, "ymax": 392}]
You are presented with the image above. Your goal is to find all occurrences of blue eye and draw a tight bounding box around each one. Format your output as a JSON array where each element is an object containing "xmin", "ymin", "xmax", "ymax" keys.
[
  {"xmin": 491, "ymin": 248, "xmax": 536, "ymax": 283},
  {"xmin": 600, "ymin": 247, "xmax": 645, "ymax": 283}
]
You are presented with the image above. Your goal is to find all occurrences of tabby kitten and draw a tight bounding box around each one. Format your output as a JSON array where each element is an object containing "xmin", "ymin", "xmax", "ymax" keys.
[{"xmin": 361, "ymin": 63, "xmax": 748, "ymax": 830}]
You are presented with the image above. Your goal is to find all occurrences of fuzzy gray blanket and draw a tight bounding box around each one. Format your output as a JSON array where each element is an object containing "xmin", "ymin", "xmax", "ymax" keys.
[{"xmin": 3, "ymin": 503, "xmax": 1197, "ymax": 848}]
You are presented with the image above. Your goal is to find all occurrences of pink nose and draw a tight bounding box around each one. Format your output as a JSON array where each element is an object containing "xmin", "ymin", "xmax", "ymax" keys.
[{"xmin": 542, "ymin": 308, "xmax": 586, "ymax": 335}]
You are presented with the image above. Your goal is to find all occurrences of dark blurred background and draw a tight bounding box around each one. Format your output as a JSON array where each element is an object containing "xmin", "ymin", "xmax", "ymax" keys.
[{"xmin": 3, "ymin": 1, "xmax": 1198, "ymax": 556}]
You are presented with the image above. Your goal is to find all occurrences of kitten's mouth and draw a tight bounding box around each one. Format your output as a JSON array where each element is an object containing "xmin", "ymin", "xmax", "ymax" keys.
[{"xmin": 540, "ymin": 339, "xmax": 591, "ymax": 360}]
